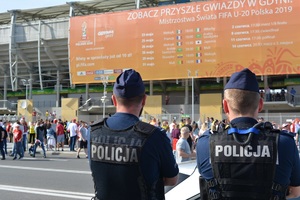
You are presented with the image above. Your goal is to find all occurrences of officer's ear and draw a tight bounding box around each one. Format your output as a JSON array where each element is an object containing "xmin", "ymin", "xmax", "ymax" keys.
[
  {"xmin": 111, "ymin": 95, "xmax": 117, "ymax": 106},
  {"xmin": 258, "ymin": 97, "xmax": 264, "ymax": 112},
  {"xmin": 141, "ymin": 94, "xmax": 147, "ymax": 106},
  {"xmin": 223, "ymin": 99, "xmax": 229, "ymax": 114}
]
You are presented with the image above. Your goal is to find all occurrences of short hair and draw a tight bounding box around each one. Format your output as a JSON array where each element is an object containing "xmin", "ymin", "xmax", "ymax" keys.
[
  {"xmin": 115, "ymin": 94, "xmax": 145, "ymax": 107},
  {"xmin": 224, "ymin": 89, "xmax": 260, "ymax": 115},
  {"xmin": 180, "ymin": 126, "xmax": 190, "ymax": 135}
]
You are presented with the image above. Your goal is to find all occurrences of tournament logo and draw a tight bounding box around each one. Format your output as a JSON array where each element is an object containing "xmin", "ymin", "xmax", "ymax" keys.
[{"xmin": 81, "ymin": 21, "xmax": 87, "ymax": 40}]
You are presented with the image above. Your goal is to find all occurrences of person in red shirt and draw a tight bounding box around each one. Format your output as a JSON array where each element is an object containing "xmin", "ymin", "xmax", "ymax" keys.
[
  {"xmin": 56, "ymin": 121, "xmax": 65, "ymax": 151},
  {"xmin": 13, "ymin": 124, "xmax": 23, "ymax": 160}
]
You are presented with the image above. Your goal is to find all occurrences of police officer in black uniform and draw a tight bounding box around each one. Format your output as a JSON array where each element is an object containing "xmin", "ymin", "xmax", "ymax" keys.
[
  {"xmin": 196, "ymin": 68, "xmax": 300, "ymax": 199},
  {"xmin": 90, "ymin": 69, "xmax": 179, "ymax": 200}
]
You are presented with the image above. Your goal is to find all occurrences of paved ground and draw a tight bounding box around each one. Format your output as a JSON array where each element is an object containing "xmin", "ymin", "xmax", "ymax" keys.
[
  {"xmin": 4, "ymin": 142, "xmax": 88, "ymax": 159},
  {"xmin": 0, "ymin": 146, "xmax": 94, "ymax": 200}
]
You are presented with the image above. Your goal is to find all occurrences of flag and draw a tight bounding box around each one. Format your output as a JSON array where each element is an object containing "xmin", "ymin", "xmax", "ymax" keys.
[
  {"xmin": 196, "ymin": 53, "xmax": 202, "ymax": 57},
  {"xmin": 195, "ymin": 28, "xmax": 201, "ymax": 32},
  {"xmin": 177, "ymin": 36, "xmax": 182, "ymax": 40},
  {"xmin": 177, "ymin": 54, "xmax": 183, "ymax": 58},
  {"xmin": 177, "ymin": 60, "xmax": 183, "ymax": 64},
  {"xmin": 195, "ymin": 40, "xmax": 202, "ymax": 45},
  {"xmin": 177, "ymin": 42, "xmax": 182, "ymax": 46},
  {"xmin": 177, "ymin": 48, "xmax": 183, "ymax": 52},
  {"xmin": 196, "ymin": 59, "xmax": 202, "ymax": 64},
  {"xmin": 196, "ymin": 34, "xmax": 202, "ymax": 38},
  {"xmin": 195, "ymin": 46, "xmax": 201, "ymax": 51},
  {"xmin": 177, "ymin": 30, "xmax": 182, "ymax": 34}
]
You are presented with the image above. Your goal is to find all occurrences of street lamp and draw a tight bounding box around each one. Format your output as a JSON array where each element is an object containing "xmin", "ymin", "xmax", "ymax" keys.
[
  {"xmin": 21, "ymin": 79, "xmax": 32, "ymax": 99},
  {"xmin": 21, "ymin": 79, "xmax": 32, "ymax": 119},
  {"xmin": 188, "ymin": 70, "xmax": 198, "ymax": 122},
  {"xmin": 100, "ymin": 76, "xmax": 108, "ymax": 119}
]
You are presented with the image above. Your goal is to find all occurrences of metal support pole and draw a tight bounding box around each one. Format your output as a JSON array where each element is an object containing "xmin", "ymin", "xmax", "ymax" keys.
[
  {"xmin": 9, "ymin": 11, "xmax": 17, "ymax": 91},
  {"xmin": 188, "ymin": 70, "xmax": 198, "ymax": 122},
  {"xmin": 38, "ymin": 21, "xmax": 43, "ymax": 90},
  {"xmin": 192, "ymin": 77, "xmax": 194, "ymax": 122},
  {"xmin": 150, "ymin": 80, "xmax": 153, "ymax": 96},
  {"xmin": 25, "ymin": 84, "xmax": 28, "ymax": 100},
  {"xmin": 24, "ymin": 84, "xmax": 28, "ymax": 120},
  {"xmin": 56, "ymin": 69, "xmax": 60, "ymax": 107},
  {"xmin": 21, "ymin": 79, "xmax": 31, "ymax": 120},
  {"xmin": 136, "ymin": 0, "xmax": 141, "ymax": 9},
  {"xmin": 185, "ymin": 79, "xmax": 189, "ymax": 105},
  {"xmin": 102, "ymin": 82, "xmax": 107, "ymax": 119},
  {"xmin": 3, "ymin": 70, "xmax": 7, "ymax": 101},
  {"xmin": 29, "ymin": 73, "xmax": 33, "ymax": 99},
  {"xmin": 85, "ymin": 83, "xmax": 89, "ymax": 103}
]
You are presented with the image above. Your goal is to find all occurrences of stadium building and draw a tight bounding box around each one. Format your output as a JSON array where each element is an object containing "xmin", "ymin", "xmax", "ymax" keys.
[{"xmin": 0, "ymin": 0, "xmax": 299, "ymax": 124}]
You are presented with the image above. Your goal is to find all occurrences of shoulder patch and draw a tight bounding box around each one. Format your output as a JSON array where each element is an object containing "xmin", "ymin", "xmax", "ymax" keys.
[{"xmin": 134, "ymin": 121, "xmax": 157, "ymax": 135}]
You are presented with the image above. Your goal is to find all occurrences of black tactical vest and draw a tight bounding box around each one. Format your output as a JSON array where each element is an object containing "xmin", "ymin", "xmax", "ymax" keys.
[
  {"xmin": 90, "ymin": 119, "xmax": 165, "ymax": 200},
  {"xmin": 208, "ymin": 122, "xmax": 280, "ymax": 200}
]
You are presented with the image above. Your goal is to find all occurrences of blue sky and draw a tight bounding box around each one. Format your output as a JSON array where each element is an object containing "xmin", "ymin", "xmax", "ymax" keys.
[{"xmin": 0, "ymin": 0, "xmax": 88, "ymax": 13}]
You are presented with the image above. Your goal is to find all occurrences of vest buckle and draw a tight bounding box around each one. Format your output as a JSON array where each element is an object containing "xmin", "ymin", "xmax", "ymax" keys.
[
  {"xmin": 208, "ymin": 189, "xmax": 221, "ymax": 200},
  {"xmin": 271, "ymin": 182, "xmax": 286, "ymax": 193},
  {"xmin": 207, "ymin": 178, "xmax": 218, "ymax": 188}
]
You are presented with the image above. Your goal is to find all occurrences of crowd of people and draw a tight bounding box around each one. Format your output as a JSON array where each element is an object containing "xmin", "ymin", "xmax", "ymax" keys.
[
  {"xmin": 145, "ymin": 113, "xmax": 300, "ymax": 166},
  {"xmin": 0, "ymin": 117, "xmax": 92, "ymax": 160},
  {"xmin": 150, "ymin": 115, "xmax": 300, "ymax": 162},
  {"xmin": 260, "ymin": 87, "xmax": 297, "ymax": 102}
]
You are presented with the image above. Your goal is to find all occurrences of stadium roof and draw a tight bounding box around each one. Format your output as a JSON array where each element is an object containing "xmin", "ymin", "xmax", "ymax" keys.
[
  {"xmin": 0, "ymin": 0, "xmax": 159, "ymax": 25},
  {"xmin": 0, "ymin": 0, "xmax": 162, "ymax": 93}
]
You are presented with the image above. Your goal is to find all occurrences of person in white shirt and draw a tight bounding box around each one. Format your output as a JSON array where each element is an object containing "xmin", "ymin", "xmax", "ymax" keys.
[
  {"xmin": 68, "ymin": 118, "xmax": 78, "ymax": 152},
  {"xmin": 176, "ymin": 126, "xmax": 196, "ymax": 163}
]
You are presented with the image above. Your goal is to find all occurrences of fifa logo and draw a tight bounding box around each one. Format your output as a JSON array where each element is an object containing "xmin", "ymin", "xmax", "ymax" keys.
[{"xmin": 81, "ymin": 21, "xmax": 87, "ymax": 40}]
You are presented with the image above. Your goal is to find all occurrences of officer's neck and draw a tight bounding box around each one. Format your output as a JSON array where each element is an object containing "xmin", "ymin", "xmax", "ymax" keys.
[{"xmin": 228, "ymin": 113, "xmax": 258, "ymax": 122}]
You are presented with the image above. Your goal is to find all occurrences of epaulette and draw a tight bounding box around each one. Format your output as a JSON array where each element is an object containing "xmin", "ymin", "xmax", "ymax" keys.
[
  {"xmin": 280, "ymin": 130, "xmax": 295, "ymax": 138},
  {"xmin": 256, "ymin": 122, "xmax": 280, "ymax": 135},
  {"xmin": 213, "ymin": 125, "xmax": 229, "ymax": 135},
  {"xmin": 91, "ymin": 118, "xmax": 106, "ymax": 131},
  {"xmin": 134, "ymin": 121, "xmax": 157, "ymax": 135}
]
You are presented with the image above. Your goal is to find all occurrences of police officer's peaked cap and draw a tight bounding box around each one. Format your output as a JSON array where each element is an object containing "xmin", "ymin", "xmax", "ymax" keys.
[
  {"xmin": 113, "ymin": 69, "xmax": 145, "ymax": 98},
  {"xmin": 224, "ymin": 68, "xmax": 259, "ymax": 93}
]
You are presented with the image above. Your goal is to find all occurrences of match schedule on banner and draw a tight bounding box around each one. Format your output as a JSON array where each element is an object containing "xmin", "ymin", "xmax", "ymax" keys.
[
  {"xmin": 70, "ymin": 0, "xmax": 300, "ymax": 84},
  {"xmin": 140, "ymin": 27, "xmax": 218, "ymax": 68}
]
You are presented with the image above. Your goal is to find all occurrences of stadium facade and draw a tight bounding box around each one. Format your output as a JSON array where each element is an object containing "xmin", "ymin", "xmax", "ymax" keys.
[{"xmin": 0, "ymin": 0, "xmax": 299, "ymax": 124}]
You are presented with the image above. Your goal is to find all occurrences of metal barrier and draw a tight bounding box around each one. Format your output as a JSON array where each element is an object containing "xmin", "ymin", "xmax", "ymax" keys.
[
  {"xmin": 286, "ymin": 93, "xmax": 300, "ymax": 106},
  {"xmin": 142, "ymin": 112, "xmax": 299, "ymax": 127},
  {"xmin": 0, "ymin": 100, "xmax": 17, "ymax": 113},
  {"xmin": 0, "ymin": 97, "xmax": 298, "ymax": 125}
]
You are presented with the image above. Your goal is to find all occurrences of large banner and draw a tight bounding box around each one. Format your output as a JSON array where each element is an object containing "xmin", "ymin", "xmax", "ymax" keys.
[{"xmin": 69, "ymin": 0, "xmax": 300, "ymax": 84}]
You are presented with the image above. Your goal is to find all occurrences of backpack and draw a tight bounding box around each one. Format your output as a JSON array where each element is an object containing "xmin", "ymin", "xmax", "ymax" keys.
[{"xmin": 0, "ymin": 126, "xmax": 7, "ymax": 138}]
